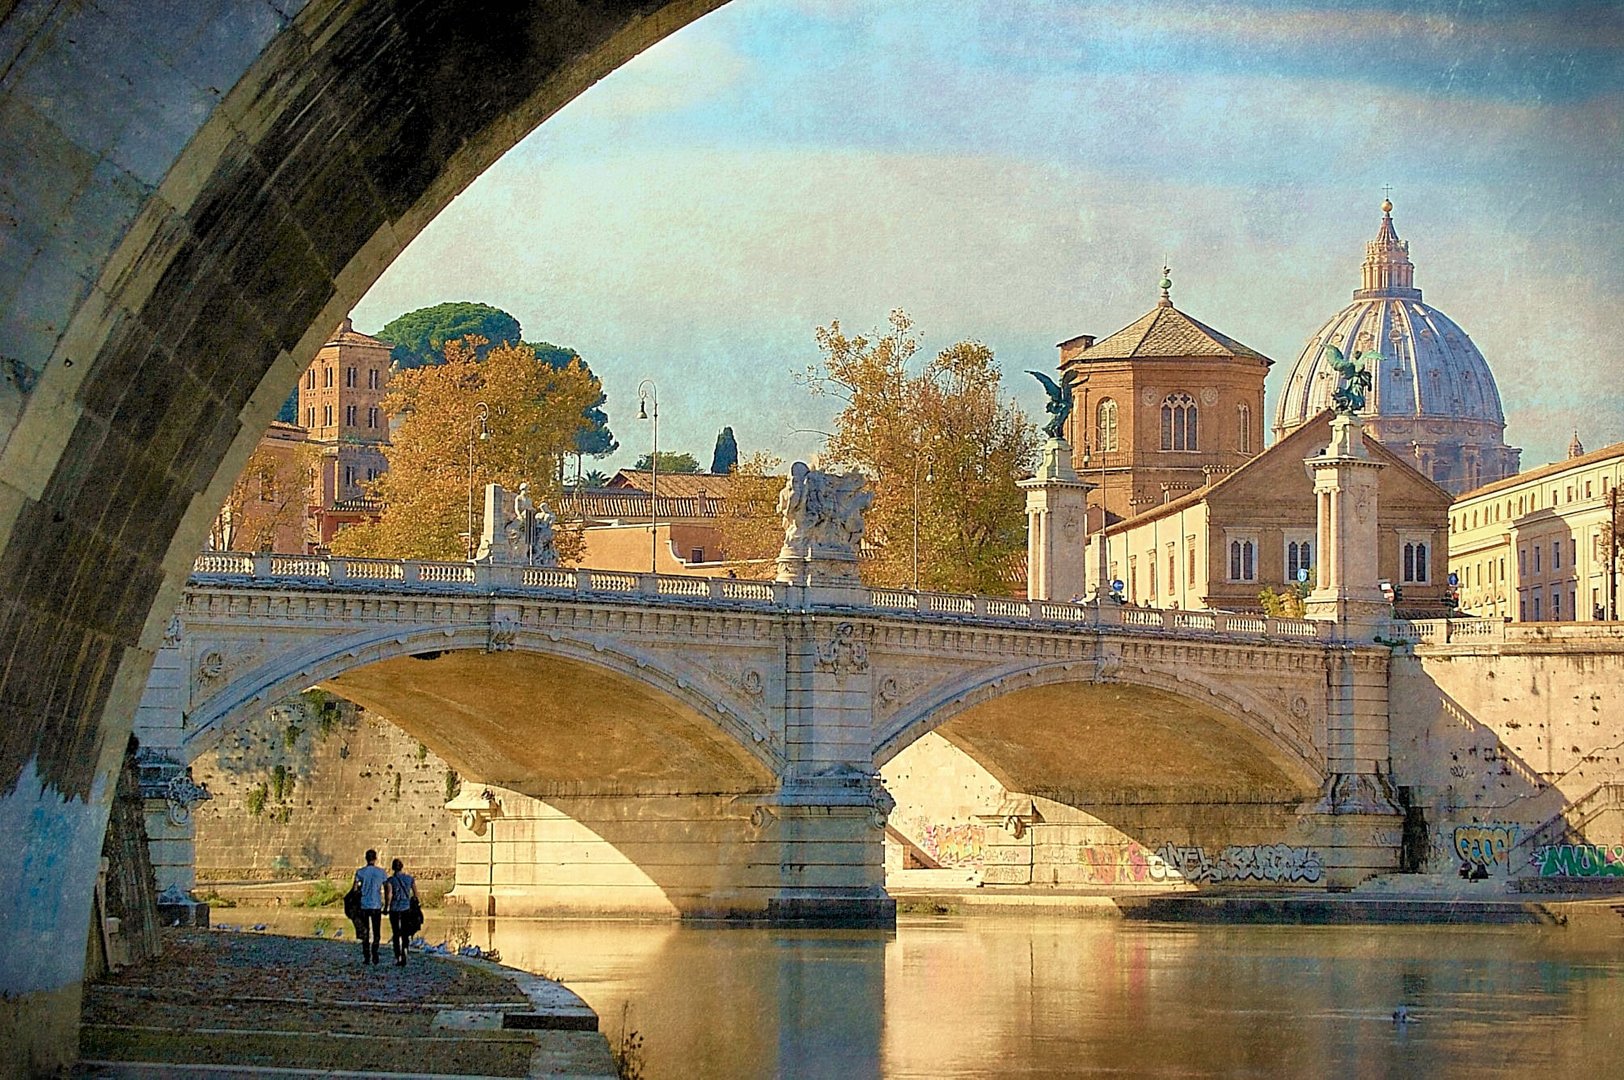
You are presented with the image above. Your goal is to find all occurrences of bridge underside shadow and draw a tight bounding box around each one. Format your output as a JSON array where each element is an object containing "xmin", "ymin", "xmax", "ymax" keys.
[
  {"xmin": 323, "ymin": 649, "xmax": 772, "ymax": 795},
  {"xmin": 321, "ymin": 650, "xmax": 864, "ymax": 921},
  {"xmin": 895, "ymin": 682, "xmax": 1336, "ymax": 890}
]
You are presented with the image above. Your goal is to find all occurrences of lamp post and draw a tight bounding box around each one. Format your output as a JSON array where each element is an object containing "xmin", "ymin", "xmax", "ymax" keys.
[
  {"xmin": 637, "ymin": 380, "xmax": 659, "ymax": 574},
  {"xmin": 466, "ymin": 401, "xmax": 489, "ymax": 560}
]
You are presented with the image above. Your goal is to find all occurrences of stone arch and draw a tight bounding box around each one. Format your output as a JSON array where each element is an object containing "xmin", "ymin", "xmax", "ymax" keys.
[
  {"xmin": 875, "ymin": 660, "xmax": 1325, "ymax": 799},
  {"xmin": 178, "ymin": 624, "xmax": 781, "ymax": 789}
]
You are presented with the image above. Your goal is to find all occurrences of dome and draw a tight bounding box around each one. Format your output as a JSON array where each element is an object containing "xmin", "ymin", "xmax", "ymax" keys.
[{"xmin": 1272, "ymin": 200, "xmax": 1520, "ymax": 494}]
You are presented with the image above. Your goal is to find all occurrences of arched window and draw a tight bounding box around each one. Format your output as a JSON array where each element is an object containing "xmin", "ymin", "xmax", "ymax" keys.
[
  {"xmin": 1403, "ymin": 540, "xmax": 1430, "ymax": 583},
  {"xmin": 1228, "ymin": 538, "xmax": 1256, "ymax": 582},
  {"xmin": 1162, "ymin": 393, "xmax": 1198, "ymax": 451},
  {"xmin": 1237, "ymin": 404, "xmax": 1251, "ymax": 453},
  {"xmin": 1096, "ymin": 398, "xmax": 1119, "ymax": 452}
]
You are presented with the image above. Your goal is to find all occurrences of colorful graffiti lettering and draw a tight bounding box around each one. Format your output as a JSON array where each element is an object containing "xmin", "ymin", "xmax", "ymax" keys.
[
  {"xmin": 921, "ymin": 824, "xmax": 985, "ymax": 867},
  {"xmin": 1149, "ymin": 843, "xmax": 1324, "ymax": 885},
  {"xmin": 1453, "ymin": 824, "xmax": 1520, "ymax": 868},
  {"xmin": 1535, "ymin": 844, "xmax": 1624, "ymax": 878},
  {"xmin": 1078, "ymin": 845, "xmax": 1154, "ymax": 884}
]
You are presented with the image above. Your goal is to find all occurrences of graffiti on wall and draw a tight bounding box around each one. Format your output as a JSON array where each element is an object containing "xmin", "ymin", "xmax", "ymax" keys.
[
  {"xmin": 1453, "ymin": 824, "xmax": 1520, "ymax": 868},
  {"xmin": 1534, "ymin": 844, "xmax": 1624, "ymax": 878},
  {"xmin": 921, "ymin": 824, "xmax": 985, "ymax": 867},
  {"xmin": 1078, "ymin": 844, "xmax": 1156, "ymax": 884},
  {"xmin": 1150, "ymin": 843, "xmax": 1325, "ymax": 885}
]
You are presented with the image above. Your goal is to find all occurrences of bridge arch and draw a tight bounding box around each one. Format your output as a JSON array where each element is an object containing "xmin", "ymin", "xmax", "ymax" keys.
[
  {"xmin": 179, "ymin": 622, "xmax": 781, "ymax": 791},
  {"xmin": 876, "ymin": 660, "xmax": 1326, "ymax": 802}
]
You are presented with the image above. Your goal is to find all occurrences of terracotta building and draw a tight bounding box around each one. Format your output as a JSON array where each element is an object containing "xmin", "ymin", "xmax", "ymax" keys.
[
  {"xmin": 1058, "ymin": 272, "xmax": 1271, "ymax": 526},
  {"xmin": 1274, "ymin": 199, "xmax": 1520, "ymax": 495},
  {"xmin": 298, "ymin": 317, "xmax": 393, "ymax": 510},
  {"xmin": 1448, "ymin": 438, "xmax": 1624, "ymax": 622},
  {"xmin": 1090, "ymin": 410, "xmax": 1453, "ymax": 614}
]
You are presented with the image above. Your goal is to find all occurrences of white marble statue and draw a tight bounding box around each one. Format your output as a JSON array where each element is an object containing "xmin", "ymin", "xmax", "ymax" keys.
[{"xmin": 778, "ymin": 462, "xmax": 872, "ymax": 559}]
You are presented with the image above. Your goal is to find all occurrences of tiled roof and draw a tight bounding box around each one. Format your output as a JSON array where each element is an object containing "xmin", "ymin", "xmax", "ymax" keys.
[
  {"xmin": 607, "ymin": 471, "xmax": 767, "ymax": 499},
  {"xmin": 1074, "ymin": 304, "xmax": 1271, "ymax": 363},
  {"xmin": 560, "ymin": 490, "xmax": 775, "ymax": 521}
]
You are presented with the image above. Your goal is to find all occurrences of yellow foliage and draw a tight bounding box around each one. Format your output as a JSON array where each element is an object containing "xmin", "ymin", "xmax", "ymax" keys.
[{"xmin": 331, "ymin": 338, "xmax": 600, "ymax": 560}]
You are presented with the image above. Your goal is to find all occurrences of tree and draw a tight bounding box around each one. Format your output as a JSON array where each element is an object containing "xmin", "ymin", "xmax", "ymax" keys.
[
  {"xmin": 715, "ymin": 450, "xmax": 785, "ymax": 568},
  {"xmin": 530, "ymin": 341, "xmax": 617, "ymax": 458},
  {"xmin": 329, "ymin": 336, "xmax": 600, "ymax": 560},
  {"xmin": 633, "ymin": 451, "xmax": 702, "ymax": 474},
  {"xmin": 377, "ymin": 302, "xmax": 521, "ymax": 370},
  {"xmin": 711, "ymin": 427, "xmax": 740, "ymax": 474},
  {"xmin": 212, "ymin": 441, "xmax": 318, "ymax": 553},
  {"xmin": 580, "ymin": 470, "xmax": 611, "ymax": 489},
  {"xmin": 801, "ymin": 309, "xmax": 1040, "ymax": 593}
]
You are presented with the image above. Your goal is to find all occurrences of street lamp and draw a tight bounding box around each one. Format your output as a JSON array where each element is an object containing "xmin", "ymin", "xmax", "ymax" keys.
[
  {"xmin": 466, "ymin": 401, "xmax": 489, "ymax": 560},
  {"xmin": 637, "ymin": 380, "xmax": 659, "ymax": 574}
]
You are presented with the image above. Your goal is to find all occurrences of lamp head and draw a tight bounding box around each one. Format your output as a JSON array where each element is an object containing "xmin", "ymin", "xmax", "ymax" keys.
[{"xmin": 638, "ymin": 401, "xmax": 648, "ymax": 421}]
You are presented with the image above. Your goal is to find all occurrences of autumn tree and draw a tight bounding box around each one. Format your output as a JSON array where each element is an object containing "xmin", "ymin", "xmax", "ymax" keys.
[
  {"xmin": 715, "ymin": 450, "xmax": 786, "ymax": 569},
  {"xmin": 802, "ymin": 309, "xmax": 1040, "ymax": 593},
  {"xmin": 211, "ymin": 441, "xmax": 318, "ymax": 553},
  {"xmin": 329, "ymin": 337, "xmax": 600, "ymax": 560}
]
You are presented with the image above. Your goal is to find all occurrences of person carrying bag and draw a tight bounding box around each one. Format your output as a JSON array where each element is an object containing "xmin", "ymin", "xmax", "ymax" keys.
[{"xmin": 385, "ymin": 858, "xmax": 419, "ymax": 967}]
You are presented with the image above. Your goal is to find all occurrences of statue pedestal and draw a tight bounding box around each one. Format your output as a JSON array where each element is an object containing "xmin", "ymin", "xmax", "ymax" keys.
[
  {"xmin": 776, "ymin": 550, "xmax": 867, "ymax": 606},
  {"xmin": 1018, "ymin": 438, "xmax": 1092, "ymax": 602},
  {"xmin": 1303, "ymin": 415, "xmax": 1387, "ymax": 642}
]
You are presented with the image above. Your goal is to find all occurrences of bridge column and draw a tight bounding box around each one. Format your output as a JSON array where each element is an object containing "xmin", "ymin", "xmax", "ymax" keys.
[
  {"xmin": 1301, "ymin": 415, "xmax": 1403, "ymax": 886},
  {"xmin": 761, "ymin": 617, "xmax": 895, "ymax": 926},
  {"xmin": 130, "ymin": 635, "xmax": 206, "ymax": 893},
  {"xmin": 1019, "ymin": 439, "xmax": 1092, "ymax": 602}
]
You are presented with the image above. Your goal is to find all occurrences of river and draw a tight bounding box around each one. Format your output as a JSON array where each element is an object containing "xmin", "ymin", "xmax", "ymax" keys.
[{"xmin": 218, "ymin": 906, "xmax": 1623, "ymax": 1077}]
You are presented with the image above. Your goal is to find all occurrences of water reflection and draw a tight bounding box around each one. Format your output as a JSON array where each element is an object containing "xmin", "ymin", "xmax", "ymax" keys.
[{"xmin": 219, "ymin": 908, "xmax": 1624, "ymax": 1078}]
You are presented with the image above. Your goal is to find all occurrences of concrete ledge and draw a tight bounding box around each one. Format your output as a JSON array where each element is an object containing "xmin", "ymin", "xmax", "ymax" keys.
[
  {"xmin": 1114, "ymin": 894, "xmax": 1569, "ymax": 925},
  {"xmin": 765, "ymin": 895, "xmax": 897, "ymax": 928}
]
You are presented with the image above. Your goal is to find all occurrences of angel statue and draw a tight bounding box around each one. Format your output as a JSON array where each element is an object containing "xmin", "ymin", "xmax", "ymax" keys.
[
  {"xmin": 1026, "ymin": 369, "xmax": 1080, "ymax": 440},
  {"xmin": 1323, "ymin": 344, "xmax": 1376, "ymax": 416}
]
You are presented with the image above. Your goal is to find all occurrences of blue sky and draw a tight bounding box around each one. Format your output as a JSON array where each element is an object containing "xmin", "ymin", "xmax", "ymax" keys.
[{"xmin": 352, "ymin": 0, "xmax": 1623, "ymax": 473}]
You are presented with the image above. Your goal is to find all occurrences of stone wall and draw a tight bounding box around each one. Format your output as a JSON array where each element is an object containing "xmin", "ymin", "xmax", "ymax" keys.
[
  {"xmin": 1390, "ymin": 642, "xmax": 1624, "ymax": 876},
  {"xmin": 191, "ymin": 697, "xmax": 458, "ymax": 884}
]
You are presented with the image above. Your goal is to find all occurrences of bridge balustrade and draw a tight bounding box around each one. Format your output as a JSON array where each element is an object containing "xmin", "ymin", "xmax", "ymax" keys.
[{"xmin": 189, "ymin": 554, "xmax": 1336, "ymax": 643}]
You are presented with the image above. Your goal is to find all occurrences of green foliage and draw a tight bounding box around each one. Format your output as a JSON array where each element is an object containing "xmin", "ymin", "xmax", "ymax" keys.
[
  {"xmin": 711, "ymin": 427, "xmax": 740, "ymax": 474},
  {"xmin": 392, "ymin": 772, "xmax": 402, "ymax": 802},
  {"xmin": 271, "ymin": 764, "xmax": 292, "ymax": 802},
  {"xmin": 1258, "ymin": 575, "xmax": 1312, "ymax": 618},
  {"xmin": 581, "ymin": 470, "xmax": 611, "ymax": 489},
  {"xmin": 415, "ymin": 742, "xmax": 429, "ymax": 762},
  {"xmin": 378, "ymin": 302, "xmax": 521, "ymax": 370},
  {"xmin": 282, "ymin": 723, "xmax": 303, "ymax": 751},
  {"xmin": 297, "ymin": 879, "xmax": 347, "ymax": 908},
  {"xmin": 611, "ymin": 1001, "xmax": 647, "ymax": 1080},
  {"xmin": 301, "ymin": 689, "xmax": 350, "ymax": 739},
  {"xmin": 198, "ymin": 889, "xmax": 237, "ymax": 909},
  {"xmin": 245, "ymin": 784, "xmax": 268, "ymax": 818},
  {"xmin": 445, "ymin": 768, "xmax": 461, "ymax": 803},
  {"xmin": 633, "ymin": 451, "xmax": 702, "ymax": 474}
]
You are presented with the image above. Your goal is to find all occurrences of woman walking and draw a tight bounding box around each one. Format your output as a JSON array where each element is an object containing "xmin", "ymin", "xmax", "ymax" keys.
[{"xmin": 385, "ymin": 857, "xmax": 418, "ymax": 967}]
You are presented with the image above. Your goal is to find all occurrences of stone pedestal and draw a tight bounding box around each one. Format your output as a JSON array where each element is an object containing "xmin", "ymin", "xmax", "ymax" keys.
[
  {"xmin": 761, "ymin": 772, "xmax": 895, "ymax": 927},
  {"xmin": 1303, "ymin": 415, "xmax": 1389, "ymax": 641},
  {"xmin": 1019, "ymin": 438, "xmax": 1093, "ymax": 602}
]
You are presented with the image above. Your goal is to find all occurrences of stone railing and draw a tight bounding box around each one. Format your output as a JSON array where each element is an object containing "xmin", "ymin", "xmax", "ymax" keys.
[
  {"xmin": 1385, "ymin": 617, "xmax": 1624, "ymax": 646},
  {"xmin": 190, "ymin": 554, "xmax": 1328, "ymax": 644}
]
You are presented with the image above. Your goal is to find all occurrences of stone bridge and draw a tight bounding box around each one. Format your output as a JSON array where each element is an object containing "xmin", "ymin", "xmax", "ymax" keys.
[{"xmin": 135, "ymin": 553, "xmax": 1399, "ymax": 922}]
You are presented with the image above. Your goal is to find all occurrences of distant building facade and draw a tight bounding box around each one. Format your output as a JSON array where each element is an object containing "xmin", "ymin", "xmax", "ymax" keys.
[
  {"xmin": 298, "ymin": 317, "xmax": 393, "ymax": 508},
  {"xmin": 1448, "ymin": 440, "xmax": 1624, "ymax": 622},
  {"xmin": 1274, "ymin": 199, "xmax": 1520, "ymax": 495},
  {"xmin": 1089, "ymin": 411, "xmax": 1453, "ymax": 615},
  {"xmin": 1058, "ymin": 274, "xmax": 1271, "ymax": 525}
]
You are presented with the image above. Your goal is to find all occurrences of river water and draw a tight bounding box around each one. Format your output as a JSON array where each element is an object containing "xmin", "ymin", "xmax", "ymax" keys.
[{"xmin": 222, "ymin": 906, "xmax": 1623, "ymax": 1077}]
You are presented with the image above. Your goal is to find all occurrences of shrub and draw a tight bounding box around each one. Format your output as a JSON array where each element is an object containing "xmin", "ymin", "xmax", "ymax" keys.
[{"xmin": 297, "ymin": 879, "xmax": 347, "ymax": 908}]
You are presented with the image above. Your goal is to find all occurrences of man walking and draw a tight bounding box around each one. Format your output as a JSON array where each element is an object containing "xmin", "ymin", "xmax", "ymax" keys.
[{"xmin": 353, "ymin": 849, "xmax": 387, "ymax": 965}]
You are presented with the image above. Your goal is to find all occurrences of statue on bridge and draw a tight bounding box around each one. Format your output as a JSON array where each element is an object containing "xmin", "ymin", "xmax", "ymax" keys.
[
  {"xmin": 477, "ymin": 482, "xmax": 559, "ymax": 566},
  {"xmin": 1026, "ymin": 369, "xmax": 1079, "ymax": 441},
  {"xmin": 776, "ymin": 462, "xmax": 872, "ymax": 586},
  {"xmin": 1323, "ymin": 343, "xmax": 1376, "ymax": 416}
]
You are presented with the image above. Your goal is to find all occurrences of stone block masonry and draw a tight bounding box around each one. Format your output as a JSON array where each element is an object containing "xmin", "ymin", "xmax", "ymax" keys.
[{"xmin": 191, "ymin": 696, "xmax": 456, "ymax": 884}]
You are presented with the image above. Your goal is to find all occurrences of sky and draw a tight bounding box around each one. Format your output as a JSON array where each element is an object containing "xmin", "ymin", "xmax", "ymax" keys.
[{"xmin": 351, "ymin": 0, "xmax": 1623, "ymax": 475}]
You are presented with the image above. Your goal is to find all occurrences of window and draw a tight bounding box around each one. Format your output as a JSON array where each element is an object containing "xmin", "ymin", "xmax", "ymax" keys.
[
  {"xmin": 1553, "ymin": 591, "xmax": 1562, "ymax": 619},
  {"xmin": 323, "ymin": 365, "xmax": 333, "ymax": 388},
  {"xmin": 1518, "ymin": 548, "xmax": 1527, "ymax": 576},
  {"xmin": 346, "ymin": 366, "xmax": 357, "ymax": 388},
  {"xmin": 1167, "ymin": 546, "xmax": 1176, "ymax": 594},
  {"xmin": 1534, "ymin": 545, "xmax": 1542, "ymax": 574},
  {"xmin": 1520, "ymin": 597, "xmax": 1527, "ymax": 621},
  {"xmin": 1532, "ymin": 591, "xmax": 1542, "ymax": 621},
  {"xmin": 343, "ymin": 465, "xmax": 355, "ymax": 488},
  {"xmin": 1553, "ymin": 541, "xmax": 1561, "ymax": 571},
  {"xmin": 691, "ymin": 548, "xmax": 705, "ymax": 563},
  {"xmin": 1187, "ymin": 545, "xmax": 1197, "ymax": 586},
  {"xmin": 305, "ymin": 369, "xmax": 315, "ymax": 389},
  {"xmin": 368, "ymin": 368, "xmax": 380, "ymax": 390},
  {"xmin": 1096, "ymin": 398, "xmax": 1119, "ymax": 452},
  {"xmin": 1228, "ymin": 538, "xmax": 1256, "ymax": 582},
  {"xmin": 367, "ymin": 406, "xmax": 379, "ymax": 429},
  {"xmin": 1237, "ymin": 404, "xmax": 1251, "ymax": 453},
  {"xmin": 1571, "ymin": 538, "xmax": 1578, "ymax": 566},
  {"xmin": 1147, "ymin": 549, "xmax": 1157, "ymax": 597},
  {"xmin": 1129, "ymin": 557, "xmax": 1138, "ymax": 602},
  {"xmin": 305, "ymin": 407, "xmax": 314, "ymax": 427},
  {"xmin": 1403, "ymin": 540, "xmax": 1430, "ymax": 583},
  {"xmin": 322, "ymin": 404, "xmax": 333, "ymax": 426},
  {"xmin": 1161, "ymin": 393, "xmax": 1198, "ymax": 451},
  {"xmin": 345, "ymin": 404, "xmax": 356, "ymax": 426},
  {"xmin": 1586, "ymin": 481, "xmax": 1594, "ymax": 499},
  {"xmin": 1286, "ymin": 537, "xmax": 1313, "ymax": 583}
]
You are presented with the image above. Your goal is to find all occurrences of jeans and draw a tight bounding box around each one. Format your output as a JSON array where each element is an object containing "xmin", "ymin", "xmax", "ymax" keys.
[
  {"xmin": 358, "ymin": 909, "xmax": 382, "ymax": 963},
  {"xmin": 389, "ymin": 910, "xmax": 411, "ymax": 962}
]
